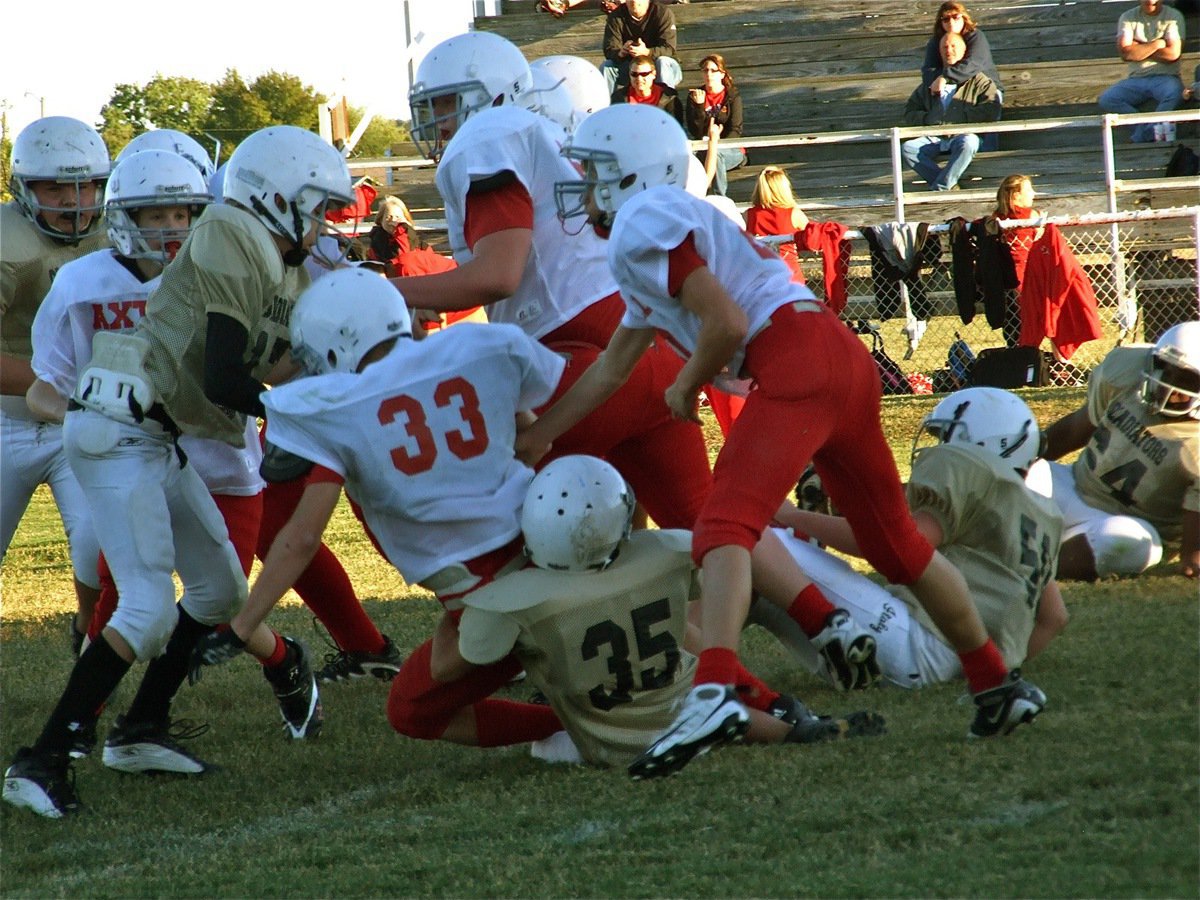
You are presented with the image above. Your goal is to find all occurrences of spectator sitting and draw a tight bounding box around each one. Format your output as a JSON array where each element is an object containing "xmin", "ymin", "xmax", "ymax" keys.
[
  {"xmin": 610, "ymin": 53, "xmax": 684, "ymax": 125},
  {"xmin": 1098, "ymin": 0, "xmax": 1186, "ymax": 142},
  {"xmin": 367, "ymin": 195, "xmax": 456, "ymax": 279},
  {"xmin": 987, "ymin": 174, "xmax": 1044, "ymax": 345},
  {"xmin": 922, "ymin": 3, "xmax": 1002, "ymax": 93},
  {"xmin": 601, "ymin": 0, "xmax": 682, "ymax": 94},
  {"xmin": 684, "ymin": 53, "xmax": 746, "ymax": 197},
  {"xmin": 902, "ymin": 32, "xmax": 1001, "ymax": 191},
  {"xmin": 744, "ymin": 166, "xmax": 809, "ymax": 282}
]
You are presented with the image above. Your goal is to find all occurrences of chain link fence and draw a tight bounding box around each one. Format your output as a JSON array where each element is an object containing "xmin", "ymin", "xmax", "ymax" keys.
[{"xmin": 780, "ymin": 208, "xmax": 1199, "ymax": 394}]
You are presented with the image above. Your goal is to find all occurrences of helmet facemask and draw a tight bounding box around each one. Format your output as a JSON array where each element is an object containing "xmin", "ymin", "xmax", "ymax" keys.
[
  {"xmin": 409, "ymin": 81, "xmax": 494, "ymax": 161},
  {"xmin": 555, "ymin": 147, "xmax": 624, "ymax": 228},
  {"xmin": 13, "ymin": 175, "xmax": 108, "ymax": 243},
  {"xmin": 1141, "ymin": 354, "xmax": 1200, "ymax": 419}
]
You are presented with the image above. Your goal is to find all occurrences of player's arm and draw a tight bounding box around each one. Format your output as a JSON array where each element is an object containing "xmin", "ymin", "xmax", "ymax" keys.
[
  {"xmin": 515, "ymin": 324, "xmax": 656, "ymax": 467},
  {"xmin": 669, "ymin": 266, "xmax": 748, "ymax": 423},
  {"xmin": 773, "ymin": 504, "xmax": 944, "ymax": 558},
  {"xmin": 1180, "ymin": 509, "xmax": 1199, "ymax": 579},
  {"xmin": 204, "ymin": 312, "xmax": 267, "ymax": 418},
  {"xmin": 390, "ymin": 174, "xmax": 532, "ymax": 313},
  {"xmin": 0, "ymin": 353, "xmax": 36, "ymax": 396},
  {"xmin": 1026, "ymin": 580, "xmax": 1068, "ymax": 661},
  {"xmin": 1042, "ymin": 405, "xmax": 1094, "ymax": 460},
  {"xmin": 25, "ymin": 378, "xmax": 67, "ymax": 423}
]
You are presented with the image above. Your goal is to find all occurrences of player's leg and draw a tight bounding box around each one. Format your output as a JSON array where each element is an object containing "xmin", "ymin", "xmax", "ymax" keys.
[{"xmin": 44, "ymin": 448, "xmax": 101, "ymax": 652}]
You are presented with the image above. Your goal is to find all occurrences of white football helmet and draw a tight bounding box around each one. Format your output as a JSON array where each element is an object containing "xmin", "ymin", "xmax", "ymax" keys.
[
  {"xmin": 105, "ymin": 150, "xmax": 212, "ymax": 263},
  {"xmin": 290, "ymin": 268, "xmax": 412, "ymax": 375},
  {"xmin": 409, "ymin": 32, "xmax": 533, "ymax": 160},
  {"xmin": 9, "ymin": 116, "xmax": 110, "ymax": 241},
  {"xmin": 222, "ymin": 126, "xmax": 353, "ymax": 265},
  {"xmin": 527, "ymin": 55, "xmax": 611, "ymax": 139},
  {"xmin": 115, "ymin": 130, "xmax": 216, "ymax": 182},
  {"xmin": 917, "ymin": 387, "xmax": 1042, "ymax": 474},
  {"xmin": 556, "ymin": 104, "xmax": 690, "ymax": 228},
  {"xmin": 1141, "ymin": 321, "xmax": 1200, "ymax": 419},
  {"xmin": 522, "ymin": 455, "xmax": 635, "ymax": 572}
]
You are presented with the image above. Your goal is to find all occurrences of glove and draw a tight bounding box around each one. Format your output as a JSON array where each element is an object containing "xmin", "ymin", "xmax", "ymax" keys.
[{"xmin": 188, "ymin": 628, "xmax": 246, "ymax": 685}]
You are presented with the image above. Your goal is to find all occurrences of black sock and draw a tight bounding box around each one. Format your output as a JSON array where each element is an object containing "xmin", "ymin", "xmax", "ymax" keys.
[
  {"xmin": 33, "ymin": 636, "xmax": 131, "ymax": 756},
  {"xmin": 123, "ymin": 607, "xmax": 214, "ymax": 726}
]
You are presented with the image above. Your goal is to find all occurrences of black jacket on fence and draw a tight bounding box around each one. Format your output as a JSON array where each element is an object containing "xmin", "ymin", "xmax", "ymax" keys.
[
  {"xmin": 861, "ymin": 222, "xmax": 941, "ymax": 321},
  {"xmin": 948, "ymin": 217, "xmax": 1018, "ymax": 330}
]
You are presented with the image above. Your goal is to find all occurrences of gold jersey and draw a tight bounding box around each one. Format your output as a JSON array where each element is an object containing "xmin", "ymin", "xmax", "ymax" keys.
[
  {"xmin": 135, "ymin": 204, "xmax": 308, "ymax": 445},
  {"xmin": 459, "ymin": 529, "xmax": 699, "ymax": 767},
  {"xmin": 1, "ymin": 202, "xmax": 109, "ymax": 364},
  {"xmin": 891, "ymin": 444, "xmax": 1063, "ymax": 668},
  {"xmin": 1074, "ymin": 346, "xmax": 1199, "ymax": 541}
]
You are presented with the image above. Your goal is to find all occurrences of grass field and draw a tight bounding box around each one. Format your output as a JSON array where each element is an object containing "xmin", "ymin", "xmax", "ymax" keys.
[{"xmin": 2, "ymin": 390, "xmax": 1197, "ymax": 899}]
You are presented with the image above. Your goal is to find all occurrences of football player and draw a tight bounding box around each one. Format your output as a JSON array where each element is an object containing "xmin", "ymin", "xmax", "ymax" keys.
[
  {"xmin": 450, "ymin": 455, "xmax": 884, "ymax": 767},
  {"xmin": 2, "ymin": 126, "xmax": 353, "ymax": 819},
  {"xmin": 1042, "ymin": 322, "xmax": 1199, "ymax": 579},
  {"xmin": 518, "ymin": 104, "xmax": 1046, "ymax": 778},
  {"xmin": 393, "ymin": 32, "xmax": 713, "ymax": 534},
  {"xmin": 1, "ymin": 116, "xmax": 110, "ymax": 652},
  {"xmin": 763, "ymin": 388, "xmax": 1068, "ymax": 689},
  {"xmin": 187, "ymin": 268, "xmax": 570, "ymax": 753}
]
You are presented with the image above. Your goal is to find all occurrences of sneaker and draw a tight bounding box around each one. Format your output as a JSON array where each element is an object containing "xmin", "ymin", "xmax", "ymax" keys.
[
  {"xmin": 769, "ymin": 695, "xmax": 887, "ymax": 744},
  {"xmin": 102, "ymin": 715, "xmax": 213, "ymax": 774},
  {"xmin": 794, "ymin": 464, "xmax": 830, "ymax": 515},
  {"xmin": 315, "ymin": 635, "xmax": 403, "ymax": 684},
  {"xmin": 264, "ymin": 637, "xmax": 323, "ymax": 740},
  {"xmin": 3, "ymin": 748, "xmax": 80, "ymax": 819},
  {"xmin": 969, "ymin": 669, "xmax": 1046, "ymax": 739},
  {"xmin": 813, "ymin": 609, "xmax": 881, "ymax": 692},
  {"xmin": 628, "ymin": 684, "xmax": 749, "ymax": 779},
  {"xmin": 67, "ymin": 718, "xmax": 98, "ymax": 760}
]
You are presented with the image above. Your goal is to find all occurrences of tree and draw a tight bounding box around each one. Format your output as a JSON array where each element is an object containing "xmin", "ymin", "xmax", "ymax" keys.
[
  {"xmin": 98, "ymin": 76, "xmax": 213, "ymax": 156},
  {"xmin": 204, "ymin": 69, "xmax": 326, "ymax": 156},
  {"xmin": 346, "ymin": 108, "xmax": 411, "ymax": 158}
]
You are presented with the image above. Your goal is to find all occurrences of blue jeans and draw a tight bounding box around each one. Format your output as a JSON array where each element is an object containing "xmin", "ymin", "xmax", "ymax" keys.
[
  {"xmin": 1098, "ymin": 74, "xmax": 1184, "ymax": 142},
  {"xmin": 696, "ymin": 145, "xmax": 746, "ymax": 196},
  {"xmin": 901, "ymin": 133, "xmax": 981, "ymax": 190},
  {"xmin": 601, "ymin": 56, "xmax": 683, "ymax": 94}
]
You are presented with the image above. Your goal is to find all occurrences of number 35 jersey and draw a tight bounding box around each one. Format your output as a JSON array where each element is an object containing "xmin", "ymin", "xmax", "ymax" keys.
[
  {"xmin": 895, "ymin": 444, "xmax": 1063, "ymax": 668},
  {"xmin": 262, "ymin": 323, "xmax": 564, "ymax": 585},
  {"xmin": 1075, "ymin": 346, "xmax": 1199, "ymax": 541},
  {"xmin": 458, "ymin": 529, "xmax": 700, "ymax": 768}
]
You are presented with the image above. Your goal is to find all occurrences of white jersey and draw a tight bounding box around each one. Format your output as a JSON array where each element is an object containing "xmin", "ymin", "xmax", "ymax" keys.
[
  {"xmin": 30, "ymin": 250, "xmax": 263, "ymax": 496},
  {"xmin": 262, "ymin": 323, "xmax": 564, "ymax": 585},
  {"xmin": 437, "ymin": 106, "xmax": 617, "ymax": 339},
  {"xmin": 610, "ymin": 185, "xmax": 816, "ymax": 388}
]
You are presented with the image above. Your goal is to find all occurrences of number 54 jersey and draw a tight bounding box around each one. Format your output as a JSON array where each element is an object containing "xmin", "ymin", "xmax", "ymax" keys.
[
  {"xmin": 261, "ymin": 323, "xmax": 564, "ymax": 585},
  {"xmin": 458, "ymin": 529, "xmax": 700, "ymax": 768}
]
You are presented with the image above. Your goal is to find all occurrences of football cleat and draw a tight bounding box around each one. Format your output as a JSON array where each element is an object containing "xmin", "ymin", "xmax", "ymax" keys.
[
  {"xmin": 102, "ymin": 715, "xmax": 213, "ymax": 775},
  {"xmin": 813, "ymin": 609, "xmax": 881, "ymax": 691},
  {"xmin": 67, "ymin": 717, "xmax": 98, "ymax": 760},
  {"xmin": 969, "ymin": 669, "xmax": 1046, "ymax": 739},
  {"xmin": 315, "ymin": 635, "xmax": 404, "ymax": 684},
  {"xmin": 264, "ymin": 637, "xmax": 324, "ymax": 740},
  {"xmin": 628, "ymin": 683, "xmax": 749, "ymax": 779},
  {"xmin": 768, "ymin": 695, "xmax": 887, "ymax": 744},
  {"xmin": 3, "ymin": 748, "xmax": 80, "ymax": 819}
]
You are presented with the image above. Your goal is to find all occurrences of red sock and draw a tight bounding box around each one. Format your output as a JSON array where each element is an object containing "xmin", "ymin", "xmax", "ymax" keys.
[
  {"xmin": 787, "ymin": 584, "xmax": 837, "ymax": 638},
  {"xmin": 293, "ymin": 545, "xmax": 386, "ymax": 654},
  {"xmin": 694, "ymin": 647, "xmax": 740, "ymax": 687},
  {"xmin": 261, "ymin": 630, "xmax": 288, "ymax": 668},
  {"xmin": 472, "ymin": 700, "xmax": 562, "ymax": 747},
  {"xmin": 734, "ymin": 662, "xmax": 780, "ymax": 712},
  {"xmin": 958, "ymin": 640, "xmax": 1008, "ymax": 694}
]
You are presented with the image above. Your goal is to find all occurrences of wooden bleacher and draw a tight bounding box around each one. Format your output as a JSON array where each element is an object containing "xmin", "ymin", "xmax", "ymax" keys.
[{"xmin": 378, "ymin": 0, "xmax": 1198, "ymax": 232}]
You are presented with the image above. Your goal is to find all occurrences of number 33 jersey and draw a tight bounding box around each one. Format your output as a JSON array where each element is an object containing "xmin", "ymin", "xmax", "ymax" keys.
[
  {"xmin": 458, "ymin": 529, "xmax": 699, "ymax": 768},
  {"xmin": 1075, "ymin": 346, "xmax": 1199, "ymax": 542},
  {"xmin": 261, "ymin": 323, "xmax": 564, "ymax": 585},
  {"xmin": 898, "ymin": 444, "xmax": 1063, "ymax": 668}
]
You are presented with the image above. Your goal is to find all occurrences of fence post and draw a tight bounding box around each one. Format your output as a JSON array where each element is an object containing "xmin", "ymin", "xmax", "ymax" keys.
[
  {"xmin": 890, "ymin": 127, "xmax": 906, "ymax": 225},
  {"xmin": 1100, "ymin": 114, "xmax": 1132, "ymax": 340}
]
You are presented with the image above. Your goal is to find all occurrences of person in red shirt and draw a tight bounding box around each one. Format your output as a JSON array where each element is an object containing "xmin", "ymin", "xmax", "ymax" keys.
[
  {"xmin": 611, "ymin": 54, "xmax": 685, "ymax": 126},
  {"xmin": 744, "ymin": 166, "xmax": 809, "ymax": 283}
]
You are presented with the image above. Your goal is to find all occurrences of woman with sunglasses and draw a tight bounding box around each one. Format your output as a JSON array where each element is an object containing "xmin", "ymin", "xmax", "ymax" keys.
[
  {"xmin": 685, "ymin": 54, "xmax": 746, "ymax": 196},
  {"xmin": 921, "ymin": 2, "xmax": 1002, "ymax": 96}
]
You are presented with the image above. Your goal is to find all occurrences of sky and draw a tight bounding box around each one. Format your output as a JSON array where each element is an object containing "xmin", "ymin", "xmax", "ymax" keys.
[{"xmin": 2, "ymin": 0, "xmax": 486, "ymax": 150}]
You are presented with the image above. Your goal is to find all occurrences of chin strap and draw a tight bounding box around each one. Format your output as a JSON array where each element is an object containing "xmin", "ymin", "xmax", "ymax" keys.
[{"xmin": 249, "ymin": 195, "xmax": 310, "ymax": 267}]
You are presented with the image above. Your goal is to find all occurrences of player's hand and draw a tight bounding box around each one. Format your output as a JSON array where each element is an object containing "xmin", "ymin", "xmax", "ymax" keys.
[
  {"xmin": 188, "ymin": 628, "xmax": 247, "ymax": 685},
  {"xmin": 515, "ymin": 428, "xmax": 551, "ymax": 468},
  {"xmin": 664, "ymin": 383, "xmax": 701, "ymax": 424}
]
